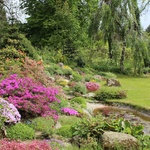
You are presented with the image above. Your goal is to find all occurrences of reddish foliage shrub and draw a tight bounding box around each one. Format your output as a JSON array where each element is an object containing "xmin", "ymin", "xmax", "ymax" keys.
[
  {"xmin": 22, "ymin": 57, "xmax": 66, "ymax": 98},
  {"xmin": 0, "ymin": 139, "xmax": 53, "ymax": 150}
]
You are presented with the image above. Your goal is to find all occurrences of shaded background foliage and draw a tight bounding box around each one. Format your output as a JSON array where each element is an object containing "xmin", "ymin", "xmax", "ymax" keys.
[{"xmin": 0, "ymin": 0, "xmax": 150, "ymax": 74}]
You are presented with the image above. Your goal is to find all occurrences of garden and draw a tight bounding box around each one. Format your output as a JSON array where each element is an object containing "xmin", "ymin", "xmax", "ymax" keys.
[
  {"xmin": 0, "ymin": 53, "xmax": 150, "ymax": 150},
  {"xmin": 1, "ymin": 0, "xmax": 150, "ymax": 149}
]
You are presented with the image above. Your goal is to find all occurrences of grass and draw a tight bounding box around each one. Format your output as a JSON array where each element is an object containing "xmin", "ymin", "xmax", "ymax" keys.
[{"xmin": 104, "ymin": 75, "xmax": 150, "ymax": 110}]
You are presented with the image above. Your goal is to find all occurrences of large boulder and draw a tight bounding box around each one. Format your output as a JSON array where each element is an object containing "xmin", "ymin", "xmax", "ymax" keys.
[
  {"xmin": 101, "ymin": 131, "xmax": 139, "ymax": 150},
  {"xmin": 106, "ymin": 78, "xmax": 121, "ymax": 87}
]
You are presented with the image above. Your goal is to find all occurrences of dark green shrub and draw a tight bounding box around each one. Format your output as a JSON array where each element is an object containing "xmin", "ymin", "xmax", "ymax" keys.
[
  {"xmin": 29, "ymin": 117, "xmax": 55, "ymax": 135},
  {"xmin": 6, "ymin": 123, "xmax": 35, "ymax": 140},
  {"xmin": 72, "ymin": 83, "xmax": 87, "ymax": 94},
  {"xmin": 71, "ymin": 97, "xmax": 87, "ymax": 108},
  {"xmin": 56, "ymin": 125, "xmax": 72, "ymax": 138},
  {"xmin": 143, "ymin": 67, "xmax": 150, "ymax": 74},
  {"xmin": 94, "ymin": 88, "xmax": 127, "ymax": 101},
  {"xmin": 18, "ymin": 34, "xmax": 38, "ymax": 59}
]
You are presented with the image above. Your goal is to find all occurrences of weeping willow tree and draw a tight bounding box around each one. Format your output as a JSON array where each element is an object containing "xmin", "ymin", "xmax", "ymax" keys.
[
  {"xmin": 99, "ymin": 0, "xmax": 142, "ymax": 72},
  {"xmin": 132, "ymin": 37, "xmax": 149, "ymax": 75}
]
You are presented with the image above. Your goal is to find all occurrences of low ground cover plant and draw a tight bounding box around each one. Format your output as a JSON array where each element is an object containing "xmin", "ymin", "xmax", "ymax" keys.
[
  {"xmin": 71, "ymin": 97, "xmax": 87, "ymax": 108},
  {"xmin": 58, "ymin": 115, "xmax": 81, "ymax": 126},
  {"xmin": 56, "ymin": 125, "xmax": 72, "ymax": 138},
  {"xmin": 6, "ymin": 123, "xmax": 35, "ymax": 140},
  {"xmin": 28, "ymin": 117, "xmax": 55, "ymax": 136}
]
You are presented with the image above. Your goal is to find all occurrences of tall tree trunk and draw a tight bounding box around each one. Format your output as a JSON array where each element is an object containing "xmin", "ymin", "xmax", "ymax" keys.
[
  {"xmin": 108, "ymin": 33, "xmax": 113, "ymax": 59},
  {"xmin": 120, "ymin": 39, "xmax": 126, "ymax": 72}
]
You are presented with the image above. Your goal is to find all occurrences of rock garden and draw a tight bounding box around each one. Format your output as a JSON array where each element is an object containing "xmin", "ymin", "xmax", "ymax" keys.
[{"xmin": 0, "ymin": 57, "xmax": 150, "ymax": 150}]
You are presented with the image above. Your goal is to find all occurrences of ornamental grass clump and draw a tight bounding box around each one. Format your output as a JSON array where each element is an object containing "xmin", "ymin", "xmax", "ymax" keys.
[
  {"xmin": 61, "ymin": 108, "xmax": 79, "ymax": 116},
  {"xmin": 0, "ymin": 74, "xmax": 59, "ymax": 120},
  {"xmin": 0, "ymin": 98, "xmax": 21, "ymax": 124},
  {"xmin": 86, "ymin": 82, "xmax": 100, "ymax": 92}
]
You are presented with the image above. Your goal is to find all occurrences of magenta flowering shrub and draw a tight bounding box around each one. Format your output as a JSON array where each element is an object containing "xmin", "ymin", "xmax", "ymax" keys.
[
  {"xmin": 85, "ymin": 82, "xmax": 100, "ymax": 92},
  {"xmin": 0, "ymin": 74, "xmax": 59, "ymax": 119},
  {"xmin": 0, "ymin": 98, "xmax": 21, "ymax": 124},
  {"xmin": 61, "ymin": 108, "xmax": 79, "ymax": 116},
  {"xmin": 0, "ymin": 139, "xmax": 53, "ymax": 150}
]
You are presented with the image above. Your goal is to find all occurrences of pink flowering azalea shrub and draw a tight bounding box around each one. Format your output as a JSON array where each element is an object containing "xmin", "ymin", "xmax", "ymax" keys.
[
  {"xmin": 0, "ymin": 74, "xmax": 59, "ymax": 119},
  {"xmin": 0, "ymin": 139, "xmax": 53, "ymax": 150},
  {"xmin": 0, "ymin": 98, "xmax": 21, "ymax": 124},
  {"xmin": 61, "ymin": 108, "xmax": 79, "ymax": 116},
  {"xmin": 85, "ymin": 82, "xmax": 100, "ymax": 92}
]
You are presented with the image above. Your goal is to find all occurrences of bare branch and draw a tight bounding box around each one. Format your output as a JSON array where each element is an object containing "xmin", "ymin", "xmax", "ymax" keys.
[{"xmin": 140, "ymin": 1, "xmax": 150, "ymax": 13}]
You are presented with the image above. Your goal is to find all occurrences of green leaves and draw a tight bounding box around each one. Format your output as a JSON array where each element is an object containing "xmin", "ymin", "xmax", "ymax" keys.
[{"xmin": 72, "ymin": 117, "xmax": 104, "ymax": 140}]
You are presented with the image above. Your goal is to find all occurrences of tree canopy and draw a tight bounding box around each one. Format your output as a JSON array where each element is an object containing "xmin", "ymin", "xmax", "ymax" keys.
[{"xmin": 0, "ymin": 0, "xmax": 150, "ymax": 75}]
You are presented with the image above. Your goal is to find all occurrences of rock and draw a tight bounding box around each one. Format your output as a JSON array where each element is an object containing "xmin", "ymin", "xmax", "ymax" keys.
[
  {"xmin": 82, "ymin": 108, "xmax": 92, "ymax": 117},
  {"xmin": 86, "ymin": 102, "xmax": 106, "ymax": 115},
  {"xmin": 94, "ymin": 75, "xmax": 104, "ymax": 81},
  {"xmin": 106, "ymin": 78, "xmax": 121, "ymax": 87},
  {"xmin": 48, "ymin": 76, "xmax": 55, "ymax": 82},
  {"xmin": 66, "ymin": 95, "xmax": 75, "ymax": 100},
  {"xmin": 55, "ymin": 121, "xmax": 62, "ymax": 129},
  {"xmin": 58, "ymin": 62, "xmax": 64, "ymax": 68},
  {"xmin": 83, "ymin": 92, "xmax": 96, "ymax": 98},
  {"xmin": 101, "ymin": 131, "xmax": 139, "ymax": 150}
]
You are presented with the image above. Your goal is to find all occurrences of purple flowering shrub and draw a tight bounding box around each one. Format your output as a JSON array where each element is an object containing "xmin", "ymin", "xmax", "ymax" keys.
[
  {"xmin": 0, "ymin": 139, "xmax": 53, "ymax": 150},
  {"xmin": 0, "ymin": 98, "xmax": 21, "ymax": 124},
  {"xmin": 85, "ymin": 82, "xmax": 100, "ymax": 92},
  {"xmin": 0, "ymin": 74, "xmax": 59, "ymax": 119},
  {"xmin": 61, "ymin": 108, "xmax": 79, "ymax": 116}
]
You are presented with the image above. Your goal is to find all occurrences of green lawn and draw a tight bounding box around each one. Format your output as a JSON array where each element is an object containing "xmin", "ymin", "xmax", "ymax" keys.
[{"xmin": 105, "ymin": 75, "xmax": 150, "ymax": 110}]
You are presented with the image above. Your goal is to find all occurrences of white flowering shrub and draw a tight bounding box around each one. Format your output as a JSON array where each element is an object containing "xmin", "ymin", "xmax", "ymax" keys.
[{"xmin": 0, "ymin": 98, "xmax": 21, "ymax": 124}]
